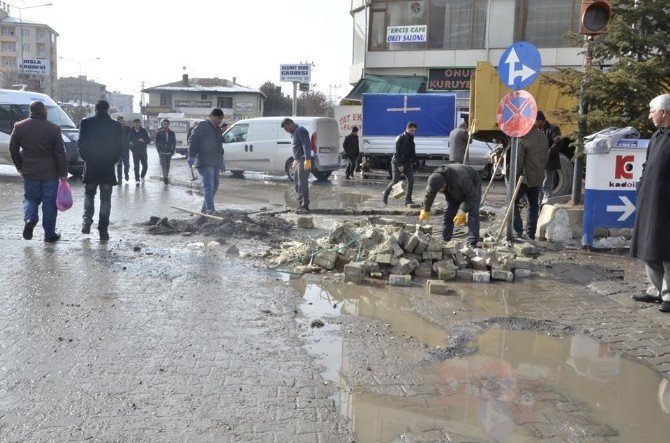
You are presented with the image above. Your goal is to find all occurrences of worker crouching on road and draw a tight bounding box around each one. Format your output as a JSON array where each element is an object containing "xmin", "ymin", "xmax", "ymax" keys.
[{"xmin": 420, "ymin": 164, "xmax": 482, "ymax": 248}]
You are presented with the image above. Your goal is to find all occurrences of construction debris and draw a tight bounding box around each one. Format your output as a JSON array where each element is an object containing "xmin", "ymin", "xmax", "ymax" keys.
[{"xmin": 267, "ymin": 217, "xmax": 543, "ymax": 285}]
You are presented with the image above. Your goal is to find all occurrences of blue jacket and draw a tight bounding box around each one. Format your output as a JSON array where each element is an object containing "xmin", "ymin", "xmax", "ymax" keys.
[
  {"xmin": 188, "ymin": 120, "xmax": 224, "ymax": 168},
  {"xmin": 291, "ymin": 125, "xmax": 312, "ymax": 160}
]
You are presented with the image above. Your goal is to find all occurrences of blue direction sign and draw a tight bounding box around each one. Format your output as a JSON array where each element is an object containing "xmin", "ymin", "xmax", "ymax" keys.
[{"xmin": 498, "ymin": 42, "xmax": 541, "ymax": 90}]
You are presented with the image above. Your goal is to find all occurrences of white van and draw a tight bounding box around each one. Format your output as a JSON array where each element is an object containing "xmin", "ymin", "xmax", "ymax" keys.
[
  {"xmin": 0, "ymin": 89, "xmax": 84, "ymax": 176},
  {"xmin": 223, "ymin": 116, "xmax": 341, "ymax": 180}
]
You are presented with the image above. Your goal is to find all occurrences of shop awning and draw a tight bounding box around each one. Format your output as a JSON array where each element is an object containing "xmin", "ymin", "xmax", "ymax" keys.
[{"xmin": 343, "ymin": 74, "xmax": 427, "ymax": 102}]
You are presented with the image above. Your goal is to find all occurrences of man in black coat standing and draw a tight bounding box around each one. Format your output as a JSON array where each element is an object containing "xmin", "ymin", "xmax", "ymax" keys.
[
  {"xmin": 343, "ymin": 126, "xmax": 359, "ymax": 179},
  {"xmin": 631, "ymin": 94, "xmax": 670, "ymax": 313},
  {"xmin": 382, "ymin": 121, "xmax": 417, "ymax": 206},
  {"xmin": 535, "ymin": 111, "xmax": 562, "ymax": 203},
  {"xmin": 155, "ymin": 118, "xmax": 177, "ymax": 185},
  {"xmin": 188, "ymin": 108, "xmax": 225, "ymax": 213},
  {"xmin": 128, "ymin": 118, "xmax": 151, "ymax": 185},
  {"xmin": 78, "ymin": 100, "xmax": 123, "ymax": 241},
  {"xmin": 115, "ymin": 116, "xmax": 131, "ymax": 183}
]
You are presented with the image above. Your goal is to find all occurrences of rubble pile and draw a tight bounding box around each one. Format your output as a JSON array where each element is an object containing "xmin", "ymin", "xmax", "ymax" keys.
[
  {"xmin": 144, "ymin": 211, "xmax": 293, "ymax": 243},
  {"xmin": 268, "ymin": 217, "xmax": 542, "ymax": 284}
]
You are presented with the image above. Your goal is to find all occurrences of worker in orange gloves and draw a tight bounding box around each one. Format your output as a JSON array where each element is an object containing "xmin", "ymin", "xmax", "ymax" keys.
[
  {"xmin": 281, "ymin": 118, "xmax": 313, "ymax": 214},
  {"xmin": 419, "ymin": 164, "xmax": 482, "ymax": 247}
]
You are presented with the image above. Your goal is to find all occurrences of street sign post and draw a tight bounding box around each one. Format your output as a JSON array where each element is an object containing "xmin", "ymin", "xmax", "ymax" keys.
[
  {"xmin": 498, "ymin": 42, "xmax": 541, "ymax": 90},
  {"xmin": 280, "ymin": 63, "xmax": 312, "ymax": 116},
  {"xmin": 496, "ymin": 90, "xmax": 537, "ymax": 239}
]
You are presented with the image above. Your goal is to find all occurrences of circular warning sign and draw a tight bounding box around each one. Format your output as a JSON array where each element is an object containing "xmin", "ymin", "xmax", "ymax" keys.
[{"xmin": 496, "ymin": 90, "xmax": 538, "ymax": 137}]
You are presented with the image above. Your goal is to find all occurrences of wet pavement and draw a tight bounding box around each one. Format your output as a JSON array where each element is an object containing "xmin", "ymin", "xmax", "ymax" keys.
[{"xmin": 1, "ymin": 151, "xmax": 669, "ymax": 441}]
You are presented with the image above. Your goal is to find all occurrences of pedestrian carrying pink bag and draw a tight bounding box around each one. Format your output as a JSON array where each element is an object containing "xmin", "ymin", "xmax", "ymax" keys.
[{"xmin": 56, "ymin": 179, "xmax": 73, "ymax": 211}]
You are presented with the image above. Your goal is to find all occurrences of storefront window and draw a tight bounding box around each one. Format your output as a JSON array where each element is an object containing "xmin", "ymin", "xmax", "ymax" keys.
[
  {"xmin": 515, "ymin": 0, "xmax": 580, "ymax": 47},
  {"xmin": 428, "ymin": 0, "xmax": 486, "ymax": 49}
]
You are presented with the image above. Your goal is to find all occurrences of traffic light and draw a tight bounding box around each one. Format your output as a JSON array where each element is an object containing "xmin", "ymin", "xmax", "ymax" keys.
[{"xmin": 579, "ymin": 0, "xmax": 612, "ymax": 35}]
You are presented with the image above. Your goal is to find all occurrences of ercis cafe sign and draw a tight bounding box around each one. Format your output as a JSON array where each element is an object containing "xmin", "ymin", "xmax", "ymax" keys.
[{"xmin": 386, "ymin": 25, "xmax": 427, "ymax": 43}]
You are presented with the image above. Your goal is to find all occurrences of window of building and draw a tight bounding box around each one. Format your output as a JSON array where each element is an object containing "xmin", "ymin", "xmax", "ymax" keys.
[
  {"xmin": 200, "ymin": 93, "xmax": 208, "ymax": 100},
  {"xmin": 37, "ymin": 30, "xmax": 46, "ymax": 41},
  {"xmin": 36, "ymin": 44, "xmax": 46, "ymax": 58},
  {"xmin": 22, "ymin": 44, "xmax": 30, "ymax": 52},
  {"xmin": 217, "ymin": 96, "xmax": 233, "ymax": 108},
  {"xmin": 515, "ymin": 0, "xmax": 580, "ymax": 47},
  {"xmin": 2, "ymin": 43, "xmax": 15, "ymax": 52},
  {"xmin": 159, "ymin": 94, "xmax": 172, "ymax": 107},
  {"xmin": 21, "ymin": 28, "xmax": 29, "ymax": 37},
  {"xmin": 2, "ymin": 27, "xmax": 15, "ymax": 36},
  {"xmin": 368, "ymin": 1, "xmax": 487, "ymax": 51},
  {"xmin": 428, "ymin": 0, "xmax": 487, "ymax": 49},
  {"xmin": 2, "ymin": 58, "xmax": 15, "ymax": 68}
]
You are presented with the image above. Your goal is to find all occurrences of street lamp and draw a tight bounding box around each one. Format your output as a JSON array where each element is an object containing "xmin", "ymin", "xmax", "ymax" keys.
[
  {"xmin": 7, "ymin": 2, "xmax": 53, "ymax": 84},
  {"xmin": 59, "ymin": 56, "xmax": 101, "ymax": 108}
]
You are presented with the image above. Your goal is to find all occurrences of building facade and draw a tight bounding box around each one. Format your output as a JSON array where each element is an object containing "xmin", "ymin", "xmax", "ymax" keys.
[
  {"xmin": 54, "ymin": 76, "xmax": 107, "ymax": 107},
  {"xmin": 142, "ymin": 75, "xmax": 265, "ymax": 122},
  {"xmin": 349, "ymin": 0, "xmax": 584, "ymax": 100},
  {"xmin": 0, "ymin": 7, "xmax": 58, "ymax": 95},
  {"xmin": 108, "ymin": 91, "xmax": 134, "ymax": 113}
]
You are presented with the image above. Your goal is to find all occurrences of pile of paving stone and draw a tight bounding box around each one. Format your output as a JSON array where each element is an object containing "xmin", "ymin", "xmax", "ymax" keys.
[{"xmin": 268, "ymin": 216, "xmax": 541, "ymax": 286}]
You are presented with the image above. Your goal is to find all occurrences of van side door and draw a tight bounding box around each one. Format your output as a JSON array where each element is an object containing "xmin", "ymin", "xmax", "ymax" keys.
[
  {"xmin": 223, "ymin": 123, "xmax": 250, "ymax": 171},
  {"xmin": 245, "ymin": 123, "xmax": 277, "ymax": 172}
]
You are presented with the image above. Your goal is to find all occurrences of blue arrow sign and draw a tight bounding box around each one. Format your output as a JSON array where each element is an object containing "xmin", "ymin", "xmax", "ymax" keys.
[{"xmin": 499, "ymin": 42, "xmax": 542, "ymax": 90}]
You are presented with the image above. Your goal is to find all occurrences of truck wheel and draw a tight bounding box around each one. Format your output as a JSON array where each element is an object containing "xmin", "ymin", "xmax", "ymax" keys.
[
  {"xmin": 552, "ymin": 154, "xmax": 573, "ymax": 196},
  {"xmin": 285, "ymin": 158, "xmax": 295, "ymax": 181},
  {"xmin": 230, "ymin": 170, "xmax": 245, "ymax": 178},
  {"xmin": 311, "ymin": 170, "xmax": 332, "ymax": 181}
]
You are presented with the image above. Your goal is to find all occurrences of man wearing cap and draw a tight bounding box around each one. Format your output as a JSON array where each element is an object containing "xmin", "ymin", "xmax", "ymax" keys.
[
  {"xmin": 535, "ymin": 111, "xmax": 562, "ymax": 203},
  {"xmin": 383, "ymin": 121, "xmax": 417, "ymax": 206},
  {"xmin": 419, "ymin": 164, "xmax": 482, "ymax": 247},
  {"xmin": 343, "ymin": 126, "xmax": 360, "ymax": 179}
]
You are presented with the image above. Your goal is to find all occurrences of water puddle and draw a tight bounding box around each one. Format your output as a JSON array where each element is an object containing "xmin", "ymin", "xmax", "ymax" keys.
[{"xmin": 290, "ymin": 279, "xmax": 670, "ymax": 441}]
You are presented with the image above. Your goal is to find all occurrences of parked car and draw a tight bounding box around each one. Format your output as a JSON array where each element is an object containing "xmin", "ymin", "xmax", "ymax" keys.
[
  {"xmin": 223, "ymin": 116, "xmax": 341, "ymax": 181},
  {"xmin": 0, "ymin": 89, "xmax": 84, "ymax": 177}
]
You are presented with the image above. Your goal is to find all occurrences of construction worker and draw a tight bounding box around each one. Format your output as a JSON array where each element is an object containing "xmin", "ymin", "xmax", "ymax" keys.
[{"xmin": 419, "ymin": 164, "xmax": 482, "ymax": 247}]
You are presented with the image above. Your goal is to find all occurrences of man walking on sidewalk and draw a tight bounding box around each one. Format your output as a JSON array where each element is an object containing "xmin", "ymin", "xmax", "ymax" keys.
[
  {"xmin": 631, "ymin": 94, "xmax": 670, "ymax": 313},
  {"xmin": 128, "ymin": 118, "xmax": 150, "ymax": 185},
  {"xmin": 78, "ymin": 100, "xmax": 123, "ymax": 241},
  {"xmin": 343, "ymin": 126, "xmax": 359, "ymax": 179},
  {"xmin": 115, "ymin": 116, "xmax": 130, "ymax": 183},
  {"xmin": 9, "ymin": 101, "xmax": 68, "ymax": 243},
  {"xmin": 382, "ymin": 121, "xmax": 417, "ymax": 206},
  {"xmin": 155, "ymin": 118, "xmax": 176, "ymax": 185},
  {"xmin": 188, "ymin": 108, "xmax": 225, "ymax": 213},
  {"xmin": 281, "ymin": 117, "xmax": 312, "ymax": 214}
]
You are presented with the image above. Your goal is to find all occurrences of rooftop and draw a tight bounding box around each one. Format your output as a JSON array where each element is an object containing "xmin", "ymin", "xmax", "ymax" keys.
[{"xmin": 143, "ymin": 77, "xmax": 265, "ymax": 97}]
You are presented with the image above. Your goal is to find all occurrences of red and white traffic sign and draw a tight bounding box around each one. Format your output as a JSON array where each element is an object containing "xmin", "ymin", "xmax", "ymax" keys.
[{"xmin": 496, "ymin": 90, "xmax": 538, "ymax": 137}]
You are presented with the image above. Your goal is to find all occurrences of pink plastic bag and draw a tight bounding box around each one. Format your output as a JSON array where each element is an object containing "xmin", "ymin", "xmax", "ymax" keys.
[{"xmin": 56, "ymin": 180, "xmax": 73, "ymax": 211}]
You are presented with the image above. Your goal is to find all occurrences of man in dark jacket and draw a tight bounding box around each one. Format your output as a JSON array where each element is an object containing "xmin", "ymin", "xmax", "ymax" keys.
[
  {"xmin": 9, "ymin": 101, "xmax": 68, "ymax": 242},
  {"xmin": 383, "ymin": 121, "xmax": 417, "ymax": 206},
  {"xmin": 449, "ymin": 116, "xmax": 469, "ymax": 164},
  {"xmin": 78, "ymin": 100, "xmax": 123, "ymax": 241},
  {"xmin": 343, "ymin": 126, "xmax": 359, "ymax": 179},
  {"xmin": 115, "ymin": 116, "xmax": 131, "ymax": 183},
  {"xmin": 155, "ymin": 118, "xmax": 177, "ymax": 185},
  {"xmin": 128, "ymin": 118, "xmax": 150, "ymax": 185},
  {"xmin": 281, "ymin": 117, "xmax": 313, "ymax": 214},
  {"xmin": 535, "ymin": 111, "xmax": 562, "ymax": 203},
  {"xmin": 419, "ymin": 164, "xmax": 481, "ymax": 247},
  {"xmin": 513, "ymin": 127, "xmax": 548, "ymax": 239},
  {"xmin": 188, "ymin": 108, "xmax": 225, "ymax": 213},
  {"xmin": 631, "ymin": 94, "xmax": 670, "ymax": 313}
]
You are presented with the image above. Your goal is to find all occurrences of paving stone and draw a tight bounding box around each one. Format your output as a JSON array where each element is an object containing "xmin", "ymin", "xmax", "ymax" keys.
[
  {"xmin": 436, "ymin": 267, "xmax": 457, "ymax": 281},
  {"xmin": 456, "ymin": 269, "xmax": 474, "ymax": 282},
  {"xmin": 376, "ymin": 253, "xmax": 393, "ymax": 265},
  {"xmin": 514, "ymin": 268, "xmax": 532, "ymax": 278},
  {"xmin": 426, "ymin": 280, "xmax": 458, "ymax": 295},
  {"xmin": 344, "ymin": 262, "xmax": 365, "ymax": 283},
  {"xmin": 422, "ymin": 251, "xmax": 443, "ymax": 261},
  {"xmin": 491, "ymin": 270, "xmax": 514, "ymax": 282},
  {"xmin": 473, "ymin": 270, "xmax": 491, "ymax": 283},
  {"xmin": 389, "ymin": 274, "xmax": 412, "ymax": 287},
  {"xmin": 470, "ymin": 256, "xmax": 488, "ymax": 271},
  {"xmin": 414, "ymin": 264, "xmax": 433, "ymax": 277},
  {"xmin": 313, "ymin": 250, "xmax": 338, "ymax": 270},
  {"xmin": 460, "ymin": 246, "xmax": 476, "ymax": 259}
]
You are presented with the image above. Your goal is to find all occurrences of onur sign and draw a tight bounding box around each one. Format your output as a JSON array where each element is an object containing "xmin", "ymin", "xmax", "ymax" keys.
[
  {"xmin": 386, "ymin": 25, "xmax": 427, "ymax": 43},
  {"xmin": 280, "ymin": 64, "xmax": 311, "ymax": 83}
]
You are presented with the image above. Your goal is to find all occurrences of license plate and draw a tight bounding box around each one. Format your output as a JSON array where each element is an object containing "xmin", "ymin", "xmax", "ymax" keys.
[{"xmin": 318, "ymin": 146, "xmax": 335, "ymax": 153}]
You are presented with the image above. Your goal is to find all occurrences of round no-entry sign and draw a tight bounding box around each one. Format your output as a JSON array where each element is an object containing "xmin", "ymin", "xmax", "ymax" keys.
[{"xmin": 496, "ymin": 90, "xmax": 537, "ymax": 137}]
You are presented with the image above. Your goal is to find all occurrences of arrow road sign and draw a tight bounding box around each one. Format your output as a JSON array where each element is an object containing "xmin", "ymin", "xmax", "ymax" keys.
[
  {"xmin": 499, "ymin": 42, "xmax": 541, "ymax": 90},
  {"xmin": 496, "ymin": 90, "xmax": 538, "ymax": 137},
  {"xmin": 606, "ymin": 195, "xmax": 636, "ymax": 221}
]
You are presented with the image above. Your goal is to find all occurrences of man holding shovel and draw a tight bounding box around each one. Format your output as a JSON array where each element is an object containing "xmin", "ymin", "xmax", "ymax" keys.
[{"xmin": 419, "ymin": 164, "xmax": 481, "ymax": 247}]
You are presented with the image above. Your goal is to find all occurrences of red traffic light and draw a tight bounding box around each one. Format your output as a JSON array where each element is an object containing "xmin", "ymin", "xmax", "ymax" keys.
[{"xmin": 579, "ymin": 0, "xmax": 612, "ymax": 35}]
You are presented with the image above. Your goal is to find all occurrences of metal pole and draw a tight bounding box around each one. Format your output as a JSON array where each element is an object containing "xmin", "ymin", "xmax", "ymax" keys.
[
  {"xmin": 505, "ymin": 137, "xmax": 519, "ymax": 240},
  {"xmin": 292, "ymin": 81, "xmax": 297, "ymax": 116},
  {"xmin": 18, "ymin": 8, "xmax": 22, "ymax": 83},
  {"xmin": 571, "ymin": 36, "xmax": 593, "ymax": 205}
]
